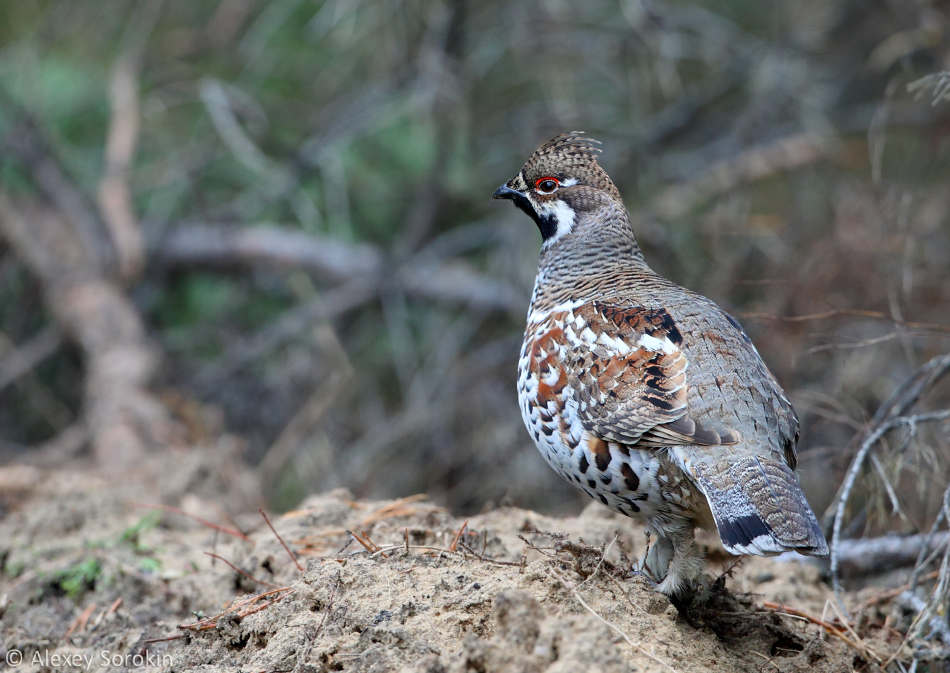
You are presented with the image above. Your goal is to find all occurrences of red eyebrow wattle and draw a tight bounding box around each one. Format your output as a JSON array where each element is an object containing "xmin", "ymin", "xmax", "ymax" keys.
[{"xmin": 535, "ymin": 177, "xmax": 559, "ymax": 188}]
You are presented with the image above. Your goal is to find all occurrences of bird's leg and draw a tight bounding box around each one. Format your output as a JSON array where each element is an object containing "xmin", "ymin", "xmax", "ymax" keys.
[
  {"xmin": 635, "ymin": 529, "xmax": 673, "ymax": 588},
  {"xmin": 655, "ymin": 526, "xmax": 709, "ymax": 600}
]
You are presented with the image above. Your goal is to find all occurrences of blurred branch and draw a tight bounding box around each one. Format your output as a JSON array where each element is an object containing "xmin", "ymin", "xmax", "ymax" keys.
[
  {"xmin": 0, "ymin": 87, "xmax": 115, "ymax": 273},
  {"xmin": 198, "ymin": 279, "xmax": 377, "ymax": 382},
  {"xmin": 908, "ymin": 71, "xmax": 950, "ymax": 106},
  {"xmin": 0, "ymin": 327, "xmax": 62, "ymax": 392},
  {"xmin": 834, "ymin": 531, "xmax": 950, "ymax": 577},
  {"xmin": 97, "ymin": 0, "xmax": 164, "ymax": 282},
  {"xmin": 156, "ymin": 223, "xmax": 526, "ymax": 313},
  {"xmin": 0, "ymin": 192, "xmax": 177, "ymax": 467},
  {"xmin": 737, "ymin": 308, "xmax": 950, "ymax": 335},
  {"xmin": 157, "ymin": 223, "xmax": 381, "ymax": 283},
  {"xmin": 199, "ymin": 77, "xmax": 294, "ymax": 196},
  {"xmin": 652, "ymin": 133, "xmax": 829, "ymax": 219},
  {"xmin": 828, "ymin": 353, "xmax": 950, "ymax": 617}
]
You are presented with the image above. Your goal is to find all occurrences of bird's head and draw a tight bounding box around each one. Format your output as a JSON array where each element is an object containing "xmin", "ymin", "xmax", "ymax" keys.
[{"xmin": 492, "ymin": 132, "xmax": 624, "ymax": 247}]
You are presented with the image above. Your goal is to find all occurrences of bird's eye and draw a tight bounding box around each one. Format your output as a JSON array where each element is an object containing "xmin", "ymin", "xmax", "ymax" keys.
[{"xmin": 535, "ymin": 178, "xmax": 560, "ymax": 194}]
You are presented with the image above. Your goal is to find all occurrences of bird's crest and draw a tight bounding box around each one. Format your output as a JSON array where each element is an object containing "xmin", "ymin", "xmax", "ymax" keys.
[{"xmin": 518, "ymin": 132, "xmax": 620, "ymax": 200}]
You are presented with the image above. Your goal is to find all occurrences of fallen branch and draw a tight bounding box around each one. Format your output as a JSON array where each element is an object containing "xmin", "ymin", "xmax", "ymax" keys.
[
  {"xmin": 833, "ymin": 532, "xmax": 950, "ymax": 577},
  {"xmin": 157, "ymin": 223, "xmax": 381, "ymax": 284}
]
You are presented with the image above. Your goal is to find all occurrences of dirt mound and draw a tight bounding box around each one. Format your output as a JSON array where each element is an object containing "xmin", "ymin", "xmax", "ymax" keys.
[{"xmin": 0, "ymin": 460, "xmax": 856, "ymax": 673}]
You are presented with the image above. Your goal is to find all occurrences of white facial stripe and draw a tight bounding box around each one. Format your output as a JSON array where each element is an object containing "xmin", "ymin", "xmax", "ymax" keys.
[
  {"xmin": 538, "ymin": 199, "xmax": 576, "ymax": 246},
  {"xmin": 559, "ymin": 177, "xmax": 579, "ymax": 187}
]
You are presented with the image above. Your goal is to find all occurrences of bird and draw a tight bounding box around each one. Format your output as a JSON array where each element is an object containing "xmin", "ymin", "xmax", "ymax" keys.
[{"xmin": 492, "ymin": 132, "xmax": 828, "ymax": 596}]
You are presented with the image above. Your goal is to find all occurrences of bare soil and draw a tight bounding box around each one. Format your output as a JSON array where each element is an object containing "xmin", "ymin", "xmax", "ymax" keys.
[{"xmin": 0, "ymin": 449, "xmax": 869, "ymax": 673}]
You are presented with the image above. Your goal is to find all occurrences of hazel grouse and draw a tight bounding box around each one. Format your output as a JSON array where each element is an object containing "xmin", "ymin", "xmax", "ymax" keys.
[{"xmin": 492, "ymin": 132, "xmax": 828, "ymax": 596}]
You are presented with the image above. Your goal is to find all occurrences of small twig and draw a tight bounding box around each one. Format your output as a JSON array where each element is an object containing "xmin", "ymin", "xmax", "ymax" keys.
[
  {"xmin": 260, "ymin": 509, "xmax": 303, "ymax": 572},
  {"xmin": 449, "ymin": 519, "xmax": 469, "ymax": 552},
  {"xmin": 853, "ymin": 570, "xmax": 941, "ymax": 612},
  {"xmin": 178, "ymin": 588, "xmax": 293, "ymax": 631},
  {"xmin": 204, "ymin": 552, "xmax": 281, "ymax": 590},
  {"xmin": 517, "ymin": 534, "xmax": 558, "ymax": 559},
  {"xmin": 238, "ymin": 589, "xmax": 294, "ymax": 619},
  {"xmin": 370, "ymin": 544, "xmax": 454, "ymax": 558},
  {"xmin": 106, "ymin": 597, "xmax": 122, "ymax": 616},
  {"xmin": 315, "ymin": 575, "xmax": 341, "ymax": 639},
  {"xmin": 131, "ymin": 502, "xmax": 249, "ymax": 541},
  {"xmin": 576, "ymin": 536, "xmax": 617, "ymax": 590},
  {"xmin": 360, "ymin": 530, "xmax": 387, "ymax": 558},
  {"xmin": 64, "ymin": 602, "xmax": 98, "ymax": 639},
  {"xmin": 898, "ymin": 590, "xmax": 950, "ymax": 643},
  {"xmin": 142, "ymin": 634, "xmax": 186, "ymax": 645},
  {"xmin": 347, "ymin": 530, "xmax": 377, "ymax": 555},
  {"xmin": 909, "ymin": 482, "xmax": 950, "ymax": 592},
  {"xmin": 333, "ymin": 537, "xmax": 355, "ymax": 557},
  {"xmin": 0, "ymin": 327, "xmax": 61, "ymax": 392},
  {"xmin": 456, "ymin": 541, "xmax": 525, "ymax": 568},
  {"xmin": 830, "ymin": 408, "xmax": 950, "ymax": 616},
  {"xmin": 761, "ymin": 601, "xmax": 878, "ymax": 661}
]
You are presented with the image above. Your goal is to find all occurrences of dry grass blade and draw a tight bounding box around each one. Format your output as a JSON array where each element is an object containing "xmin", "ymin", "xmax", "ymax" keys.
[
  {"xmin": 314, "ymin": 574, "xmax": 341, "ymax": 639},
  {"xmin": 132, "ymin": 502, "xmax": 250, "ymax": 541},
  {"xmin": 260, "ymin": 508, "xmax": 303, "ymax": 572},
  {"xmin": 204, "ymin": 551, "xmax": 281, "ymax": 590}
]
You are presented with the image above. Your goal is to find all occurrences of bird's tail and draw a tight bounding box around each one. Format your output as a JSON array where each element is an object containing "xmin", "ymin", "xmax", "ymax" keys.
[{"xmin": 676, "ymin": 451, "xmax": 828, "ymax": 557}]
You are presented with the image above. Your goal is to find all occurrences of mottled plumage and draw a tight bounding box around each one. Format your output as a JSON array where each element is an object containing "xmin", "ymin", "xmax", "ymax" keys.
[{"xmin": 494, "ymin": 133, "xmax": 827, "ymax": 595}]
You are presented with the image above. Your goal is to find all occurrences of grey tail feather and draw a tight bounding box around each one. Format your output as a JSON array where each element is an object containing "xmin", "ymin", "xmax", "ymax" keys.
[{"xmin": 690, "ymin": 455, "xmax": 828, "ymax": 558}]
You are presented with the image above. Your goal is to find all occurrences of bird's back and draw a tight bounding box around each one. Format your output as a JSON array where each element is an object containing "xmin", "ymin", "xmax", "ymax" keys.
[{"xmin": 606, "ymin": 268, "xmax": 826, "ymax": 557}]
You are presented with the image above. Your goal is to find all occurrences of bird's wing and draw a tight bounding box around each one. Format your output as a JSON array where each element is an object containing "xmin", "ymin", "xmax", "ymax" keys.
[{"xmin": 561, "ymin": 302, "xmax": 738, "ymax": 448}]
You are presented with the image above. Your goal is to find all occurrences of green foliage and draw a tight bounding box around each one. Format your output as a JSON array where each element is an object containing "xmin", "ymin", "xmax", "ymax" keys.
[
  {"xmin": 52, "ymin": 559, "xmax": 102, "ymax": 599},
  {"xmin": 119, "ymin": 511, "xmax": 163, "ymax": 553}
]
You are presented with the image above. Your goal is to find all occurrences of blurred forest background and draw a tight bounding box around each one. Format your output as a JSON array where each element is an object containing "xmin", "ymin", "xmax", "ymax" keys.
[{"xmin": 1, "ymin": 0, "xmax": 949, "ymax": 535}]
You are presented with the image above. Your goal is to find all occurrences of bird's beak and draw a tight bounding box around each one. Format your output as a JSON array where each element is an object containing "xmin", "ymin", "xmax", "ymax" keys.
[{"xmin": 492, "ymin": 184, "xmax": 522, "ymax": 200}]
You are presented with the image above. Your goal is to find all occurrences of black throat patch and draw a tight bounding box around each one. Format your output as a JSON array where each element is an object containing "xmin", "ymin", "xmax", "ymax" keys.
[{"xmin": 510, "ymin": 195, "xmax": 557, "ymax": 240}]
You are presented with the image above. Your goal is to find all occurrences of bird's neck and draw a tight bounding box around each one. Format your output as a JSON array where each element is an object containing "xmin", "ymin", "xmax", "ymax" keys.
[{"xmin": 531, "ymin": 223, "xmax": 653, "ymax": 311}]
